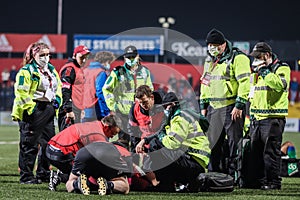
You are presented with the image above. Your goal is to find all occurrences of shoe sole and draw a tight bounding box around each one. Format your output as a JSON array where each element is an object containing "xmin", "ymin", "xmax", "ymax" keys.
[
  {"xmin": 80, "ymin": 174, "xmax": 90, "ymax": 195},
  {"xmin": 97, "ymin": 177, "xmax": 107, "ymax": 196},
  {"xmin": 20, "ymin": 180, "xmax": 39, "ymax": 184},
  {"xmin": 49, "ymin": 170, "xmax": 56, "ymax": 191}
]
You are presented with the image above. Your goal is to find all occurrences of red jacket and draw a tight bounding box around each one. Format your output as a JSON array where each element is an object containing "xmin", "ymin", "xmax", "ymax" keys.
[
  {"xmin": 128, "ymin": 91, "xmax": 165, "ymax": 139},
  {"xmin": 83, "ymin": 67, "xmax": 105, "ymax": 108},
  {"xmin": 48, "ymin": 121, "xmax": 108, "ymax": 156},
  {"xmin": 59, "ymin": 62, "xmax": 85, "ymax": 110}
]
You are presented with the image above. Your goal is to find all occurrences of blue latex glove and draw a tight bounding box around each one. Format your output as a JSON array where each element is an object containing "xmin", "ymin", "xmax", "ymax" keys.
[{"xmin": 52, "ymin": 100, "xmax": 60, "ymax": 109}]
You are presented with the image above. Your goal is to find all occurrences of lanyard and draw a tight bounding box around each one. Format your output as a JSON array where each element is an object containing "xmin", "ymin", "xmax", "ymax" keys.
[
  {"xmin": 209, "ymin": 58, "xmax": 220, "ymax": 73},
  {"xmin": 38, "ymin": 67, "xmax": 52, "ymax": 88}
]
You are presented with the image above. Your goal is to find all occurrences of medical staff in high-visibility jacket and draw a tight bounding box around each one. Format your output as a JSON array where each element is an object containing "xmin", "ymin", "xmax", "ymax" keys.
[
  {"xmin": 136, "ymin": 92, "xmax": 210, "ymax": 192},
  {"xmin": 200, "ymin": 29, "xmax": 251, "ymax": 179},
  {"xmin": 248, "ymin": 42, "xmax": 290, "ymax": 190},
  {"xmin": 12, "ymin": 42, "xmax": 62, "ymax": 184}
]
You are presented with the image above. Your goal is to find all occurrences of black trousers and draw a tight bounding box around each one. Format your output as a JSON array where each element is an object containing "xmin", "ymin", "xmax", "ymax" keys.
[
  {"xmin": 206, "ymin": 104, "xmax": 244, "ymax": 177},
  {"xmin": 71, "ymin": 142, "xmax": 131, "ymax": 180},
  {"xmin": 144, "ymin": 147, "xmax": 205, "ymax": 192},
  {"xmin": 250, "ymin": 118, "xmax": 285, "ymax": 187},
  {"xmin": 45, "ymin": 144, "xmax": 73, "ymax": 183},
  {"xmin": 58, "ymin": 105, "xmax": 81, "ymax": 131},
  {"xmin": 45, "ymin": 145, "xmax": 74, "ymax": 174},
  {"xmin": 18, "ymin": 101, "xmax": 55, "ymax": 182}
]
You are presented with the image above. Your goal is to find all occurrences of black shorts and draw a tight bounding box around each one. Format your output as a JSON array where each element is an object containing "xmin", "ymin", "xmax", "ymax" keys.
[
  {"xmin": 46, "ymin": 144, "xmax": 74, "ymax": 174},
  {"xmin": 72, "ymin": 142, "xmax": 131, "ymax": 180}
]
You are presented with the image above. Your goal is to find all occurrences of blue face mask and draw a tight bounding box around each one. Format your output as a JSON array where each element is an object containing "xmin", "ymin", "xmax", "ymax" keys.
[
  {"xmin": 125, "ymin": 57, "xmax": 138, "ymax": 67},
  {"xmin": 104, "ymin": 63, "xmax": 110, "ymax": 70}
]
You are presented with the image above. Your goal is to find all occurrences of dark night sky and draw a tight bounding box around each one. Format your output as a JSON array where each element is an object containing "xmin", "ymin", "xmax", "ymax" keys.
[{"xmin": 1, "ymin": 0, "xmax": 300, "ymax": 51}]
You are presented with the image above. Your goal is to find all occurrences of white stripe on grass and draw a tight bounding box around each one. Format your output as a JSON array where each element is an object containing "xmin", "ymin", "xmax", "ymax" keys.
[{"xmin": 0, "ymin": 141, "xmax": 18, "ymax": 144}]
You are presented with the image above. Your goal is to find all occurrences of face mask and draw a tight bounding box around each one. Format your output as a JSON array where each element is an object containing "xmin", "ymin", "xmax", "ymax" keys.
[
  {"xmin": 104, "ymin": 63, "xmax": 110, "ymax": 70},
  {"xmin": 125, "ymin": 57, "xmax": 139, "ymax": 68},
  {"xmin": 37, "ymin": 55, "xmax": 50, "ymax": 67},
  {"xmin": 208, "ymin": 45, "xmax": 220, "ymax": 57},
  {"xmin": 164, "ymin": 109, "xmax": 170, "ymax": 117},
  {"xmin": 252, "ymin": 58, "xmax": 265, "ymax": 67},
  {"xmin": 252, "ymin": 58, "xmax": 267, "ymax": 72}
]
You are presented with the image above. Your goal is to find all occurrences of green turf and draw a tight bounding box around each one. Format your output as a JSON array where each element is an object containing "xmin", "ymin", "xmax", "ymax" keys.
[{"xmin": 0, "ymin": 125, "xmax": 300, "ymax": 199}]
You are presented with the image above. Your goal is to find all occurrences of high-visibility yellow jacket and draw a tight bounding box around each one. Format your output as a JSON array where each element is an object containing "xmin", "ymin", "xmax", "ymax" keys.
[
  {"xmin": 162, "ymin": 108, "xmax": 211, "ymax": 169},
  {"xmin": 11, "ymin": 61, "xmax": 62, "ymax": 121},
  {"xmin": 200, "ymin": 41, "xmax": 251, "ymax": 110},
  {"xmin": 249, "ymin": 55, "xmax": 290, "ymax": 120},
  {"xmin": 103, "ymin": 64, "xmax": 153, "ymax": 114}
]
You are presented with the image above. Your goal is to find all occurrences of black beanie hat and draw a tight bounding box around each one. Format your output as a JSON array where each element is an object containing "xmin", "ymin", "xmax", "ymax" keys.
[
  {"xmin": 162, "ymin": 92, "xmax": 179, "ymax": 105},
  {"xmin": 206, "ymin": 28, "xmax": 226, "ymax": 45}
]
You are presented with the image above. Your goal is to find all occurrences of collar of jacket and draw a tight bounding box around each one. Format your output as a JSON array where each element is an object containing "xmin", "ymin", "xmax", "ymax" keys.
[
  {"xmin": 31, "ymin": 60, "xmax": 55, "ymax": 73},
  {"xmin": 67, "ymin": 57, "xmax": 81, "ymax": 68},
  {"xmin": 88, "ymin": 61, "xmax": 107, "ymax": 70},
  {"xmin": 268, "ymin": 53, "xmax": 289, "ymax": 72},
  {"xmin": 218, "ymin": 40, "xmax": 234, "ymax": 63}
]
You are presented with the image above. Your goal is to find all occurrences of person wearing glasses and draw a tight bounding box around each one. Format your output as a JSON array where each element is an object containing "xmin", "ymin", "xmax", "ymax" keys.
[
  {"xmin": 58, "ymin": 45, "xmax": 90, "ymax": 131},
  {"xmin": 11, "ymin": 42, "xmax": 62, "ymax": 184}
]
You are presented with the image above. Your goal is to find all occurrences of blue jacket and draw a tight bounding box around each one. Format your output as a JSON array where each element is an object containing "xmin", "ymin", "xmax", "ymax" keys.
[{"xmin": 84, "ymin": 62, "xmax": 110, "ymax": 119}]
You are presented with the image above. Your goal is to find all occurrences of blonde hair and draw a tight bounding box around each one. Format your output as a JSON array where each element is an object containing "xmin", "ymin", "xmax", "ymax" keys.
[{"xmin": 23, "ymin": 42, "xmax": 50, "ymax": 66}]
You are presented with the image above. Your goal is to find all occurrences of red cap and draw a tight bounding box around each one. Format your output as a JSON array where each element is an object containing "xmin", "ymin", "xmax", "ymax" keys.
[{"xmin": 73, "ymin": 45, "xmax": 90, "ymax": 57}]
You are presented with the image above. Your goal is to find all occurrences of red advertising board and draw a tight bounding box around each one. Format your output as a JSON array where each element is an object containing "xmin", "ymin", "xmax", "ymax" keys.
[
  {"xmin": 0, "ymin": 33, "xmax": 67, "ymax": 53},
  {"xmin": 0, "ymin": 58, "xmax": 203, "ymax": 89}
]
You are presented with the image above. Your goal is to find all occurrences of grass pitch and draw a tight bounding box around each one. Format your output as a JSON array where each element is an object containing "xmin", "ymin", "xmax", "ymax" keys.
[{"xmin": 0, "ymin": 125, "xmax": 300, "ymax": 199}]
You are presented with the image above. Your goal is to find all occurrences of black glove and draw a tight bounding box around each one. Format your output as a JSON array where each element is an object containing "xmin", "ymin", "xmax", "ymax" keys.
[{"xmin": 258, "ymin": 66, "xmax": 271, "ymax": 79}]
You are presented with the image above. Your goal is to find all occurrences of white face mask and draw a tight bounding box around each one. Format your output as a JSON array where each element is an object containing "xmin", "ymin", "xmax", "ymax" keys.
[
  {"xmin": 104, "ymin": 63, "xmax": 110, "ymax": 70},
  {"xmin": 125, "ymin": 57, "xmax": 139, "ymax": 68},
  {"xmin": 252, "ymin": 58, "xmax": 266, "ymax": 67},
  {"xmin": 37, "ymin": 55, "xmax": 50, "ymax": 67},
  {"xmin": 208, "ymin": 45, "xmax": 220, "ymax": 57}
]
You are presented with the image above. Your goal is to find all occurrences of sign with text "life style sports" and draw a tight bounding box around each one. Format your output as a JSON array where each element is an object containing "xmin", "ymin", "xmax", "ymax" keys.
[{"xmin": 74, "ymin": 34, "xmax": 164, "ymax": 55}]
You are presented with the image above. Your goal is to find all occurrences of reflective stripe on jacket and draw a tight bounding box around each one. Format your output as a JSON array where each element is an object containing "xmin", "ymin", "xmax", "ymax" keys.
[
  {"xmin": 12, "ymin": 62, "xmax": 62, "ymax": 121},
  {"xmin": 103, "ymin": 64, "xmax": 153, "ymax": 114},
  {"xmin": 200, "ymin": 41, "xmax": 251, "ymax": 109},
  {"xmin": 249, "ymin": 59, "xmax": 290, "ymax": 120},
  {"xmin": 162, "ymin": 109, "xmax": 211, "ymax": 169}
]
